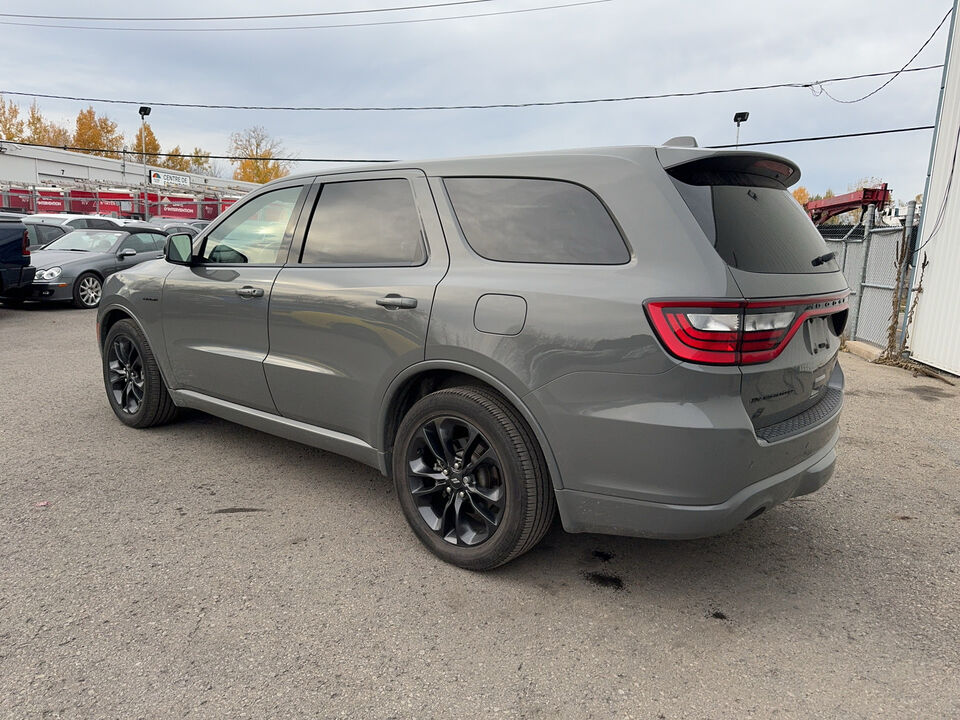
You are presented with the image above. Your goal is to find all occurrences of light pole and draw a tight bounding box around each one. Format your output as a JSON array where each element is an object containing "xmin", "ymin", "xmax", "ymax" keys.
[
  {"xmin": 138, "ymin": 105, "xmax": 151, "ymax": 219},
  {"xmin": 733, "ymin": 111, "xmax": 749, "ymax": 148}
]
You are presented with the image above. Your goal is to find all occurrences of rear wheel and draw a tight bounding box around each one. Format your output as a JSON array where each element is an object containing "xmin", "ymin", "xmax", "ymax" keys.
[
  {"xmin": 73, "ymin": 272, "xmax": 102, "ymax": 309},
  {"xmin": 392, "ymin": 386, "xmax": 554, "ymax": 570},
  {"xmin": 102, "ymin": 319, "xmax": 178, "ymax": 428}
]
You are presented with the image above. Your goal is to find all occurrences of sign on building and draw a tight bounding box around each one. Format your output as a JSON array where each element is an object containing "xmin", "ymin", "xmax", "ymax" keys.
[{"xmin": 150, "ymin": 170, "xmax": 191, "ymax": 188}]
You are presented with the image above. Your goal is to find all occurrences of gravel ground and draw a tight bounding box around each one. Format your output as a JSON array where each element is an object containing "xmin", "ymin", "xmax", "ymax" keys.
[{"xmin": 1, "ymin": 303, "xmax": 958, "ymax": 719}]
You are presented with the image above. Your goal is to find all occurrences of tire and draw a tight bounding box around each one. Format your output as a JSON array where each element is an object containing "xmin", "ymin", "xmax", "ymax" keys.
[
  {"xmin": 73, "ymin": 272, "xmax": 103, "ymax": 309},
  {"xmin": 102, "ymin": 319, "xmax": 178, "ymax": 428},
  {"xmin": 392, "ymin": 385, "xmax": 555, "ymax": 570}
]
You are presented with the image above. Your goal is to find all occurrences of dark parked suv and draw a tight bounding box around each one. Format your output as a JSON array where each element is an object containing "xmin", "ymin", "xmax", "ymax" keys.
[{"xmin": 97, "ymin": 144, "xmax": 848, "ymax": 569}]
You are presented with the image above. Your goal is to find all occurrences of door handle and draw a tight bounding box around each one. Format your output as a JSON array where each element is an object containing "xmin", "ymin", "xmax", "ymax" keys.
[
  {"xmin": 376, "ymin": 294, "xmax": 417, "ymax": 310},
  {"xmin": 236, "ymin": 286, "xmax": 265, "ymax": 298}
]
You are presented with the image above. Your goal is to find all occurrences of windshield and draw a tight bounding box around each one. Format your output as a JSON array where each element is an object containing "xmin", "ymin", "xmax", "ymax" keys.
[{"xmin": 42, "ymin": 229, "xmax": 124, "ymax": 253}]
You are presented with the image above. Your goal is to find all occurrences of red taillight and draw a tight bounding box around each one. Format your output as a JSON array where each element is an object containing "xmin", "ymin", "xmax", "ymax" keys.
[
  {"xmin": 22, "ymin": 229, "xmax": 30, "ymax": 257},
  {"xmin": 645, "ymin": 294, "xmax": 849, "ymax": 366}
]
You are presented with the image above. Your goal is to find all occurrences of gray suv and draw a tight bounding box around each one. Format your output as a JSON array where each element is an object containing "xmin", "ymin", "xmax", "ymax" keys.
[{"xmin": 97, "ymin": 145, "xmax": 848, "ymax": 569}]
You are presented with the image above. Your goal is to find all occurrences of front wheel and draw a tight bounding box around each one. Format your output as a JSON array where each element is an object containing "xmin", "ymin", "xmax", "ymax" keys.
[
  {"xmin": 73, "ymin": 272, "xmax": 102, "ymax": 309},
  {"xmin": 392, "ymin": 386, "xmax": 555, "ymax": 570},
  {"xmin": 102, "ymin": 319, "xmax": 178, "ymax": 428}
]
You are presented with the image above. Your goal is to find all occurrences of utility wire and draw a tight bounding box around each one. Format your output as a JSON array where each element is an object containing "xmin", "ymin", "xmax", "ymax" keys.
[
  {"xmin": 0, "ymin": 65, "xmax": 943, "ymax": 113},
  {"xmin": 812, "ymin": 8, "xmax": 952, "ymax": 103},
  {"xmin": 3, "ymin": 140, "xmax": 393, "ymax": 163},
  {"xmin": 708, "ymin": 125, "xmax": 934, "ymax": 149},
  {"xmin": 4, "ymin": 125, "xmax": 936, "ymax": 163},
  {"xmin": 0, "ymin": 1, "xmax": 493, "ymax": 22},
  {"xmin": 0, "ymin": 0, "xmax": 612, "ymax": 32}
]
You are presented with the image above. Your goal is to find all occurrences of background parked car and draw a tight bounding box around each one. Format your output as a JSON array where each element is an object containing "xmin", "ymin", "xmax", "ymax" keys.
[
  {"xmin": 26, "ymin": 213, "xmax": 124, "ymax": 231},
  {"xmin": 147, "ymin": 219, "xmax": 198, "ymax": 237},
  {"xmin": 187, "ymin": 219, "xmax": 211, "ymax": 231},
  {"xmin": 22, "ymin": 224, "xmax": 168, "ymax": 308},
  {"xmin": 0, "ymin": 217, "xmax": 35, "ymax": 303},
  {"xmin": 20, "ymin": 216, "xmax": 69, "ymax": 251}
]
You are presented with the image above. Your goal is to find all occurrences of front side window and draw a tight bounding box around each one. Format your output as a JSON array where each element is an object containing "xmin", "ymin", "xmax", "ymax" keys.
[
  {"xmin": 121, "ymin": 233, "xmax": 162, "ymax": 253},
  {"xmin": 200, "ymin": 186, "xmax": 302, "ymax": 264},
  {"xmin": 444, "ymin": 177, "xmax": 629, "ymax": 264},
  {"xmin": 300, "ymin": 179, "xmax": 425, "ymax": 266}
]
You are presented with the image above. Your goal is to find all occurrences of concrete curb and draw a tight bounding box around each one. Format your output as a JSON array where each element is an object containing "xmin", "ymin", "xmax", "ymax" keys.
[{"xmin": 844, "ymin": 340, "xmax": 882, "ymax": 362}]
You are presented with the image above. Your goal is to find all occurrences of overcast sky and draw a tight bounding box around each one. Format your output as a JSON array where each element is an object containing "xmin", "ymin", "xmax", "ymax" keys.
[{"xmin": 0, "ymin": 0, "xmax": 953, "ymax": 201}]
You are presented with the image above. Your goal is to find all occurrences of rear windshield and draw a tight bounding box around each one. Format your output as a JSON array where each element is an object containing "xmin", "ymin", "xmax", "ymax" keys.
[{"xmin": 672, "ymin": 178, "xmax": 839, "ymax": 275}]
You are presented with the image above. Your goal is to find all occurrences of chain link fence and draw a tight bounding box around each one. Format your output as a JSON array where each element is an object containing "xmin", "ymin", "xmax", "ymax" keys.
[{"xmin": 817, "ymin": 204, "xmax": 918, "ymax": 347}]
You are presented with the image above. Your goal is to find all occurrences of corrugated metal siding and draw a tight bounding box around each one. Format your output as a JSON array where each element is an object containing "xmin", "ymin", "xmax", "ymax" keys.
[{"xmin": 911, "ymin": 2, "xmax": 960, "ymax": 375}]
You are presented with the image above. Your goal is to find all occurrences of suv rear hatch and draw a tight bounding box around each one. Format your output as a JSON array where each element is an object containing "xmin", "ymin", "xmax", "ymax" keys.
[{"xmin": 652, "ymin": 149, "xmax": 849, "ymax": 439}]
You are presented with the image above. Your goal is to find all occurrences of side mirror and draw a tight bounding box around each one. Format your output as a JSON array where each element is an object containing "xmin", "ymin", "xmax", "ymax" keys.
[
  {"xmin": 118, "ymin": 248, "xmax": 137, "ymax": 259},
  {"xmin": 165, "ymin": 233, "xmax": 194, "ymax": 265}
]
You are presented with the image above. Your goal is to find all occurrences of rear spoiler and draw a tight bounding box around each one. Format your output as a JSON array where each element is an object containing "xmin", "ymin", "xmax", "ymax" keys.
[{"xmin": 656, "ymin": 147, "xmax": 801, "ymax": 189}]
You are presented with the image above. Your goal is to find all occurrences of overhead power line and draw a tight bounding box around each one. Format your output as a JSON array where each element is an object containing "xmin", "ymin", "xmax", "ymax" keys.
[
  {"xmin": 0, "ymin": 1, "xmax": 493, "ymax": 22},
  {"xmin": 708, "ymin": 125, "xmax": 934, "ymax": 149},
  {"xmin": 812, "ymin": 8, "xmax": 952, "ymax": 104},
  {"xmin": 3, "ymin": 140, "xmax": 393, "ymax": 163},
  {"xmin": 0, "ymin": 0, "xmax": 613, "ymax": 32},
  {"xmin": 0, "ymin": 64, "xmax": 943, "ymax": 113},
  {"xmin": 5, "ymin": 125, "xmax": 936, "ymax": 164}
]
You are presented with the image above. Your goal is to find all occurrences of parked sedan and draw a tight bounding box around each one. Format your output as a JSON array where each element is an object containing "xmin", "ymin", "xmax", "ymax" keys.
[{"xmin": 24, "ymin": 225, "xmax": 168, "ymax": 308}]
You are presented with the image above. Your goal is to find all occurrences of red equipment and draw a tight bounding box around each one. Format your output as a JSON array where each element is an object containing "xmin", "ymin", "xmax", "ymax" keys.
[{"xmin": 805, "ymin": 183, "xmax": 890, "ymax": 225}]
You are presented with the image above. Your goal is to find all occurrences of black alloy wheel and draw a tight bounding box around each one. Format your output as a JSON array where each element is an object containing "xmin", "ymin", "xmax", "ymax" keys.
[
  {"xmin": 392, "ymin": 386, "xmax": 555, "ymax": 570},
  {"xmin": 107, "ymin": 336, "xmax": 145, "ymax": 415},
  {"xmin": 101, "ymin": 319, "xmax": 178, "ymax": 428},
  {"xmin": 406, "ymin": 416, "xmax": 506, "ymax": 547}
]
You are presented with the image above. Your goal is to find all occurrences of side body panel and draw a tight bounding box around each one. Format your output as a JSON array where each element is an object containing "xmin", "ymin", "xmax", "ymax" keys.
[{"xmin": 265, "ymin": 171, "xmax": 449, "ymax": 443}]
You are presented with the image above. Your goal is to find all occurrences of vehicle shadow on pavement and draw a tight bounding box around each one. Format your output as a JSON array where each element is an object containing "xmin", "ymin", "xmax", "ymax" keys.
[{"xmin": 154, "ymin": 408, "xmax": 846, "ymax": 620}]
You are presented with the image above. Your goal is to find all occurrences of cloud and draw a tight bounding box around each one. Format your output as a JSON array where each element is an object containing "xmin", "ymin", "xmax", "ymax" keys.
[{"xmin": 0, "ymin": 0, "xmax": 950, "ymax": 198}]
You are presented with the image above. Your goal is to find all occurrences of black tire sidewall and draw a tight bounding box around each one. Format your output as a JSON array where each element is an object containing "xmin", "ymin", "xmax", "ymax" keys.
[{"xmin": 392, "ymin": 389, "xmax": 531, "ymax": 569}]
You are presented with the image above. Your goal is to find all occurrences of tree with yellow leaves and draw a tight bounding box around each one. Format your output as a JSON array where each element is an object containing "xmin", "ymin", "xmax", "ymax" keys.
[
  {"xmin": 132, "ymin": 122, "xmax": 160, "ymax": 164},
  {"xmin": 160, "ymin": 145, "xmax": 191, "ymax": 171},
  {"xmin": 791, "ymin": 186, "xmax": 810, "ymax": 206},
  {"xmin": 0, "ymin": 95, "xmax": 24, "ymax": 140},
  {"xmin": 25, "ymin": 102, "xmax": 71, "ymax": 146},
  {"xmin": 73, "ymin": 106, "xmax": 124, "ymax": 158},
  {"xmin": 229, "ymin": 126, "xmax": 292, "ymax": 183}
]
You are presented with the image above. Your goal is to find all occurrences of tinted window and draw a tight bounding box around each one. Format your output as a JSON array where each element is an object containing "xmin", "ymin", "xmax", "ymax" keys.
[
  {"xmin": 67, "ymin": 219, "xmax": 88, "ymax": 229},
  {"xmin": 121, "ymin": 233, "xmax": 161, "ymax": 253},
  {"xmin": 201, "ymin": 187, "xmax": 302, "ymax": 264},
  {"xmin": 444, "ymin": 177, "xmax": 629, "ymax": 264},
  {"xmin": 37, "ymin": 225, "xmax": 65, "ymax": 243},
  {"xmin": 300, "ymin": 179, "xmax": 425, "ymax": 265},
  {"xmin": 87, "ymin": 218, "xmax": 119, "ymax": 230},
  {"xmin": 710, "ymin": 186, "xmax": 839, "ymax": 274}
]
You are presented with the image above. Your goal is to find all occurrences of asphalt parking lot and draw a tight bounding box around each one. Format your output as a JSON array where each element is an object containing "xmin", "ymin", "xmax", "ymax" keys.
[{"xmin": 1, "ymin": 304, "xmax": 958, "ymax": 719}]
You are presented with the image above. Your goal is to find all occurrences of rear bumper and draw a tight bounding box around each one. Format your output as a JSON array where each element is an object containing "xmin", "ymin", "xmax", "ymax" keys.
[
  {"xmin": 0, "ymin": 266, "xmax": 36, "ymax": 295},
  {"xmin": 555, "ymin": 426, "xmax": 838, "ymax": 538}
]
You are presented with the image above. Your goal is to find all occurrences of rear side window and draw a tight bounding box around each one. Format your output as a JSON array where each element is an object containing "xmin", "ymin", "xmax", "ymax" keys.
[
  {"xmin": 444, "ymin": 177, "xmax": 629, "ymax": 264},
  {"xmin": 300, "ymin": 179, "xmax": 425, "ymax": 266}
]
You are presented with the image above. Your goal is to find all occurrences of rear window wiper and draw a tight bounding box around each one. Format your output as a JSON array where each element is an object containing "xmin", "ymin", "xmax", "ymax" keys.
[{"xmin": 811, "ymin": 251, "xmax": 835, "ymax": 267}]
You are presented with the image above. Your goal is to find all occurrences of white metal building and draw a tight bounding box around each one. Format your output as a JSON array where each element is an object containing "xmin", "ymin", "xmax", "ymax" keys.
[
  {"xmin": 0, "ymin": 141, "xmax": 256, "ymax": 194},
  {"xmin": 910, "ymin": 0, "xmax": 960, "ymax": 375}
]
